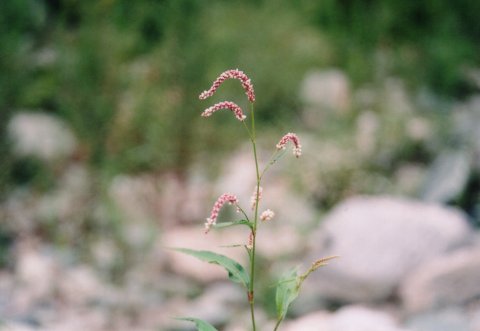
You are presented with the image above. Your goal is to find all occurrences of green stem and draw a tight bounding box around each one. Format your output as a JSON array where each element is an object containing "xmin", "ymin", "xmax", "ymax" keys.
[
  {"xmin": 245, "ymin": 102, "xmax": 261, "ymax": 331},
  {"xmin": 273, "ymin": 318, "xmax": 283, "ymax": 331},
  {"xmin": 236, "ymin": 204, "xmax": 251, "ymax": 223},
  {"xmin": 260, "ymin": 148, "xmax": 287, "ymax": 180}
]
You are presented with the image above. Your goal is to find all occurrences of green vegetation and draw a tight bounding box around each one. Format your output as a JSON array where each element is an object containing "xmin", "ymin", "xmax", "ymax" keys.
[{"xmin": 1, "ymin": 0, "xmax": 479, "ymax": 192}]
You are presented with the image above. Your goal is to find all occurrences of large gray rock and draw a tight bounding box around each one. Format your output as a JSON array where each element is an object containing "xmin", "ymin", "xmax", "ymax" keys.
[
  {"xmin": 400, "ymin": 246, "xmax": 480, "ymax": 313},
  {"xmin": 305, "ymin": 196, "xmax": 471, "ymax": 302},
  {"xmin": 7, "ymin": 112, "xmax": 77, "ymax": 162}
]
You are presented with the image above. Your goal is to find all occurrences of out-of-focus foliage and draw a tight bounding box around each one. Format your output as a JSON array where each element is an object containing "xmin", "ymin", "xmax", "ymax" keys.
[
  {"xmin": 1, "ymin": 0, "xmax": 479, "ymax": 194},
  {"xmin": 295, "ymin": 0, "xmax": 480, "ymax": 96}
]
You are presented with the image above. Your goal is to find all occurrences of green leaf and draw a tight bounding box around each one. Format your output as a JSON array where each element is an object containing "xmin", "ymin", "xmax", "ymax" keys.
[
  {"xmin": 175, "ymin": 317, "xmax": 219, "ymax": 331},
  {"xmin": 172, "ymin": 248, "xmax": 250, "ymax": 288},
  {"xmin": 275, "ymin": 256, "xmax": 338, "ymax": 326},
  {"xmin": 213, "ymin": 219, "xmax": 253, "ymax": 229},
  {"xmin": 275, "ymin": 268, "xmax": 301, "ymax": 322}
]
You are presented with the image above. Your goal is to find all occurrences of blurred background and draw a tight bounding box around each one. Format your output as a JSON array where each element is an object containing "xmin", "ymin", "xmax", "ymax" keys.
[{"xmin": 1, "ymin": 0, "xmax": 480, "ymax": 330}]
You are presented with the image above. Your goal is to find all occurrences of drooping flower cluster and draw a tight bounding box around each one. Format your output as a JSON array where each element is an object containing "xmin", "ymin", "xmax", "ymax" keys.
[
  {"xmin": 199, "ymin": 69, "xmax": 256, "ymax": 102},
  {"xmin": 250, "ymin": 186, "xmax": 263, "ymax": 211},
  {"xmin": 201, "ymin": 101, "xmax": 246, "ymax": 121},
  {"xmin": 205, "ymin": 193, "xmax": 239, "ymax": 233},
  {"xmin": 260, "ymin": 209, "xmax": 275, "ymax": 222},
  {"xmin": 276, "ymin": 132, "xmax": 302, "ymax": 158}
]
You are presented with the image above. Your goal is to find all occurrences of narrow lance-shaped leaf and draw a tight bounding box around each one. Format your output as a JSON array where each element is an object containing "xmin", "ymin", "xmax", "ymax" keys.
[
  {"xmin": 175, "ymin": 317, "xmax": 219, "ymax": 331},
  {"xmin": 275, "ymin": 256, "xmax": 338, "ymax": 327},
  {"xmin": 172, "ymin": 248, "xmax": 250, "ymax": 289}
]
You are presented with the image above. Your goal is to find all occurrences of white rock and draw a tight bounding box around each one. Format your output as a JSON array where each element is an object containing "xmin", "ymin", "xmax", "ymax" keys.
[
  {"xmin": 8, "ymin": 112, "xmax": 76, "ymax": 162},
  {"xmin": 400, "ymin": 247, "xmax": 480, "ymax": 313},
  {"xmin": 182, "ymin": 283, "xmax": 244, "ymax": 326},
  {"xmin": 300, "ymin": 69, "xmax": 351, "ymax": 114},
  {"xmin": 37, "ymin": 164, "xmax": 90, "ymax": 222},
  {"xmin": 109, "ymin": 174, "xmax": 161, "ymax": 224},
  {"xmin": 405, "ymin": 308, "xmax": 471, "ymax": 331},
  {"xmin": 0, "ymin": 322, "xmax": 37, "ymax": 331},
  {"xmin": 3, "ymin": 164, "xmax": 91, "ymax": 237},
  {"xmin": 305, "ymin": 196, "xmax": 471, "ymax": 302},
  {"xmin": 328, "ymin": 305, "xmax": 407, "ymax": 331},
  {"xmin": 407, "ymin": 117, "xmax": 433, "ymax": 142},
  {"xmin": 57, "ymin": 265, "xmax": 107, "ymax": 305},
  {"xmin": 356, "ymin": 111, "xmax": 379, "ymax": 157},
  {"xmin": 15, "ymin": 247, "xmax": 58, "ymax": 305},
  {"xmin": 284, "ymin": 306, "xmax": 408, "ymax": 331},
  {"xmin": 283, "ymin": 311, "xmax": 331, "ymax": 331},
  {"xmin": 41, "ymin": 309, "xmax": 107, "ymax": 331}
]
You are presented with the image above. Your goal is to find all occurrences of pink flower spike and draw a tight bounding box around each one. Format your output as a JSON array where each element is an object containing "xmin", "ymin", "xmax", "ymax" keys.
[
  {"xmin": 246, "ymin": 231, "xmax": 254, "ymax": 250},
  {"xmin": 260, "ymin": 209, "xmax": 275, "ymax": 222},
  {"xmin": 199, "ymin": 69, "xmax": 256, "ymax": 102},
  {"xmin": 201, "ymin": 101, "xmax": 246, "ymax": 121},
  {"xmin": 250, "ymin": 186, "xmax": 263, "ymax": 211},
  {"xmin": 204, "ymin": 193, "xmax": 239, "ymax": 233},
  {"xmin": 276, "ymin": 132, "xmax": 302, "ymax": 158}
]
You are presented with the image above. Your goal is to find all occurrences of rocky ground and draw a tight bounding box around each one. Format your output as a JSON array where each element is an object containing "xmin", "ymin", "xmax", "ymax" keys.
[{"xmin": 2, "ymin": 69, "xmax": 480, "ymax": 331}]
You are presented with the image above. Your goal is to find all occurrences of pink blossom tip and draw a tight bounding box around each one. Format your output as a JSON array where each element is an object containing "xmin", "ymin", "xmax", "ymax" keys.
[
  {"xmin": 204, "ymin": 193, "xmax": 239, "ymax": 233},
  {"xmin": 246, "ymin": 231, "xmax": 254, "ymax": 250},
  {"xmin": 199, "ymin": 69, "xmax": 256, "ymax": 102},
  {"xmin": 250, "ymin": 186, "xmax": 263, "ymax": 211},
  {"xmin": 260, "ymin": 209, "xmax": 275, "ymax": 222},
  {"xmin": 276, "ymin": 132, "xmax": 302, "ymax": 157},
  {"xmin": 201, "ymin": 101, "xmax": 246, "ymax": 121}
]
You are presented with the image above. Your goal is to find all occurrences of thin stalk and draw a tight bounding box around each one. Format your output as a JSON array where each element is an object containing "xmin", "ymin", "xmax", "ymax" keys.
[
  {"xmin": 245, "ymin": 102, "xmax": 261, "ymax": 331},
  {"xmin": 236, "ymin": 204, "xmax": 251, "ymax": 223},
  {"xmin": 273, "ymin": 319, "xmax": 282, "ymax": 331},
  {"xmin": 260, "ymin": 148, "xmax": 287, "ymax": 180}
]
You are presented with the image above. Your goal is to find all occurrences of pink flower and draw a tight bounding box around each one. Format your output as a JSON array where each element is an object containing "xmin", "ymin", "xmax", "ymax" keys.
[
  {"xmin": 205, "ymin": 193, "xmax": 239, "ymax": 233},
  {"xmin": 201, "ymin": 101, "xmax": 246, "ymax": 121},
  {"xmin": 246, "ymin": 231, "xmax": 254, "ymax": 250},
  {"xmin": 199, "ymin": 69, "xmax": 256, "ymax": 102},
  {"xmin": 250, "ymin": 186, "xmax": 263, "ymax": 211},
  {"xmin": 276, "ymin": 132, "xmax": 302, "ymax": 158},
  {"xmin": 260, "ymin": 209, "xmax": 275, "ymax": 222}
]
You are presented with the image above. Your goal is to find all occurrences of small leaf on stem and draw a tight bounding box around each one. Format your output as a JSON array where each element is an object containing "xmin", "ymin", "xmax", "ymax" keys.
[
  {"xmin": 275, "ymin": 256, "xmax": 338, "ymax": 329},
  {"xmin": 275, "ymin": 268, "xmax": 301, "ymax": 323}
]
